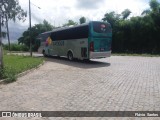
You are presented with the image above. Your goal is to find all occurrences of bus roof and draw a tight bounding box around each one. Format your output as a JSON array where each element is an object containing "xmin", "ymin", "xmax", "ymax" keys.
[
  {"xmin": 53, "ymin": 22, "xmax": 89, "ymax": 32},
  {"xmin": 40, "ymin": 21, "xmax": 109, "ymax": 35}
]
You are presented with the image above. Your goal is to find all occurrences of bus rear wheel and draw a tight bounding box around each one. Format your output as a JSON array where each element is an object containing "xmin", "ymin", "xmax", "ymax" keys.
[
  {"xmin": 42, "ymin": 50, "xmax": 47, "ymax": 57},
  {"xmin": 67, "ymin": 51, "xmax": 73, "ymax": 61}
]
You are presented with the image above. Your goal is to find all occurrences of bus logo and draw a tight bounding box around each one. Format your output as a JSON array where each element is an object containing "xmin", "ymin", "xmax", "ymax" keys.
[{"xmin": 101, "ymin": 24, "xmax": 106, "ymax": 28}]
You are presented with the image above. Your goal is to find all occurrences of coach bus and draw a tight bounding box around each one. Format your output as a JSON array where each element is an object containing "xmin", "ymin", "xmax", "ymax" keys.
[{"xmin": 37, "ymin": 21, "xmax": 112, "ymax": 60}]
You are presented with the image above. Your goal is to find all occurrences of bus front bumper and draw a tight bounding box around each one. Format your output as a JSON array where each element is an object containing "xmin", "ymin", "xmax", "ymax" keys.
[{"xmin": 89, "ymin": 51, "xmax": 111, "ymax": 59}]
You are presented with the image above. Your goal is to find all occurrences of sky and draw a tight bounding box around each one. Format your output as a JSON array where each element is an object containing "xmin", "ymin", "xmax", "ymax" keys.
[{"xmin": 2, "ymin": 0, "xmax": 158, "ymax": 43}]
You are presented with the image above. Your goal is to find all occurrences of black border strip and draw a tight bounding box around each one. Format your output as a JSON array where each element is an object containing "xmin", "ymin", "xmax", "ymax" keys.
[{"xmin": 0, "ymin": 111, "xmax": 160, "ymax": 117}]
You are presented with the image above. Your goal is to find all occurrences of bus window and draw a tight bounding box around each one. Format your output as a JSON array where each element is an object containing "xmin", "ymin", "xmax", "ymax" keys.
[
  {"xmin": 50, "ymin": 25, "xmax": 89, "ymax": 41},
  {"xmin": 93, "ymin": 22, "xmax": 111, "ymax": 33}
]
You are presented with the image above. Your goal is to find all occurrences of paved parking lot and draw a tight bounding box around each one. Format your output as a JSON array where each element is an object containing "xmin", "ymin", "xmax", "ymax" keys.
[{"xmin": 0, "ymin": 55, "xmax": 160, "ymax": 119}]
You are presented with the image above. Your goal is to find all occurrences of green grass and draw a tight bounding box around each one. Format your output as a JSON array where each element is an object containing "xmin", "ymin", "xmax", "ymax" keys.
[
  {"xmin": 3, "ymin": 43, "xmax": 29, "ymax": 51},
  {"xmin": 0, "ymin": 55, "xmax": 43, "ymax": 83},
  {"xmin": 112, "ymin": 53, "xmax": 160, "ymax": 57}
]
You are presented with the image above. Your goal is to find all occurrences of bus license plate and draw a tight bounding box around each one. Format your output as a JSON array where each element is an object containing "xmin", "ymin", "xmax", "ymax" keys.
[{"xmin": 100, "ymin": 48, "xmax": 104, "ymax": 51}]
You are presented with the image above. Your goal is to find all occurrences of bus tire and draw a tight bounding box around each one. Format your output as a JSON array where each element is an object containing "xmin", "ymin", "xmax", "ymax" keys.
[
  {"xmin": 84, "ymin": 59, "xmax": 90, "ymax": 62},
  {"xmin": 67, "ymin": 51, "xmax": 73, "ymax": 61},
  {"xmin": 42, "ymin": 50, "xmax": 47, "ymax": 57}
]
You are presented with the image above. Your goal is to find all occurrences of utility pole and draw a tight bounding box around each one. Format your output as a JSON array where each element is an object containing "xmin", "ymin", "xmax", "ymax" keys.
[
  {"xmin": 29, "ymin": 0, "xmax": 32, "ymax": 56},
  {"xmin": 29, "ymin": 1, "xmax": 41, "ymax": 56}
]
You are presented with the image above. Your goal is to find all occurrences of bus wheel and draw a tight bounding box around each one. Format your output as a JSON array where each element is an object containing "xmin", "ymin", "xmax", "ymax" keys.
[
  {"xmin": 42, "ymin": 50, "xmax": 47, "ymax": 57},
  {"xmin": 84, "ymin": 59, "xmax": 90, "ymax": 62},
  {"xmin": 67, "ymin": 51, "xmax": 73, "ymax": 61}
]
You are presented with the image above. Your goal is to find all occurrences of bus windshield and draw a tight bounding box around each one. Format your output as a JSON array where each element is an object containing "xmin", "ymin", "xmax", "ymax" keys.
[{"xmin": 92, "ymin": 22, "xmax": 112, "ymax": 34}]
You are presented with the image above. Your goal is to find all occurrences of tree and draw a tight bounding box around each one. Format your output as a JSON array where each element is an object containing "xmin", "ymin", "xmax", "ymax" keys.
[
  {"xmin": 149, "ymin": 0, "xmax": 160, "ymax": 53},
  {"xmin": 150, "ymin": 0, "xmax": 160, "ymax": 13},
  {"xmin": 0, "ymin": 0, "xmax": 27, "ymax": 51},
  {"xmin": 102, "ymin": 12, "xmax": 121, "ymax": 52},
  {"xmin": 18, "ymin": 20, "xmax": 54, "ymax": 51},
  {"xmin": 0, "ymin": 17, "xmax": 6, "ymax": 70},
  {"xmin": 102, "ymin": 0, "xmax": 160, "ymax": 54},
  {"xmin": 63, "ymin": 20, "xmax": 78, "ymax": 27},
  {"xmin": 79, "ymin": 17, "xmax": 86, "ymax": 24},
  {"xmin": 0, "ymin": 3, "xmax": 7, "ymax": 69},
  {"xmin": 0, "ymin": 15, "xmax": 3, "ymax": 69},
  {"xmin": 141, "ymin": 9, "xmax": 151, "ymax": 16},
  {"xmin": 121, "ymin": 9, "xmax": 131, "ymax": 20},
  {"xmin": 102, "ymin": 11, "xmax": 120, "ymax": 27}
]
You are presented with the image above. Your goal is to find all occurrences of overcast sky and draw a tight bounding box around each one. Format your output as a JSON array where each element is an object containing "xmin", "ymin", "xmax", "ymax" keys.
[{"xmin": 3, "ymin": 0, "xmax": 159, "ymax": 43}]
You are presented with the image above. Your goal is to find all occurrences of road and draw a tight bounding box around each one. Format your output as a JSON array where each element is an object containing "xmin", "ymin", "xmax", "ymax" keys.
[{"xmin": 0, "ymin": 55, "xmax": 160, "ymax": 120}]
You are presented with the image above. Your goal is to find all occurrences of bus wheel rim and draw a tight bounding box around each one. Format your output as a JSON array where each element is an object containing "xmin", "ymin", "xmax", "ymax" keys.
[{"xmin": 68, "ymin": 53, "xmax": 73, "ymax": 60}]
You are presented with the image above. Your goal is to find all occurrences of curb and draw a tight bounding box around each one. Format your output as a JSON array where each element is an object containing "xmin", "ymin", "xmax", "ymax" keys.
[{"xmin": 0, "ymin": 60, "xmax": 45, "ymax": 84}]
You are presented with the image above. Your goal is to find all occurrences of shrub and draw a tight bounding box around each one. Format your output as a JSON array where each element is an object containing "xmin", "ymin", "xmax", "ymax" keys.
[
  {"xmin": 0, "ymin": 66, "xmax": 17, "ymax": 83},
  {"xmin": 0, "ymin": 68, "xmax": 3, "ymax": 79},
  {"xmin": 3, "ymin": 44, "xmax": 29, "ymax": 51},
  {"xmin": 0, "ymin": 55, "xmax": 43, "ymax": 83}
]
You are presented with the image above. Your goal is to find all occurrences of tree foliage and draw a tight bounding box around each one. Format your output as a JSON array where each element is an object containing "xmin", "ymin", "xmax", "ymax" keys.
[
  {"xmin": 121, "ymin": 9, "xmax": 131, "ymax": 19},
  {"xmin": 102, "ymin": 11, "xmax": 120, "ymax": 27},
  {"xmin": 0, "ymin": 0, "xmax": 27, "ymax": 21},
  {"xmin": 0, "ymin": 0, "xmax": 27, "ymax": 51},
  {"xmin": 63, "ymin": 20, "xmax": 78, "ymax": 27},
  {"xmin": 102, "ymin": 0, "xmax": 160, "ymax": 54},
  {"xmin": 79, "ymin": 17, "xmax": 86, "ymax": 24},
  {"xmin": 18, "ymin": 20, "xmax": 54, "ymax": 51},
  {"xmin": 150, "ymin": 0, "xmax": 160, "ymax": 13},
  {"xmin": 141, "ymin": 9, "xmax": 151, "ymax": 15}
]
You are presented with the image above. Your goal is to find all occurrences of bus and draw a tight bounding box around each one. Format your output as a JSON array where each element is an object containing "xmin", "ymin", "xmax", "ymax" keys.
[{"xmin": 37, "ymin": 21, "xmax": 112, "ymax": 60}]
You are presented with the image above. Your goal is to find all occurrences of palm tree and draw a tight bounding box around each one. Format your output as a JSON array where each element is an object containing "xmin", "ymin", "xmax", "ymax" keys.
[
  {"xmin": 149, "ymin": 0, "xmax": 160, "ymax": 27},
  {"xmin": 102, "ymin": 11, "xmax": 120, "ymax": 27},
  {"xmin": 121, "ymin": 9, "xmax": 131, "ymax": 20},
  {"xmin": 149, "ymin": 0, "xmax": 159, "ymax": 13},
  {"xmin": 141, "ymin": 9, "xmax": 151, "ymax": 16}
]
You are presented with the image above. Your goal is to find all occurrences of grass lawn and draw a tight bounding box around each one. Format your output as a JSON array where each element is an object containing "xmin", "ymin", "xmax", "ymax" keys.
[{"xmin": 0, "ymin": 54, "xmax": 43, "ymax": 83}]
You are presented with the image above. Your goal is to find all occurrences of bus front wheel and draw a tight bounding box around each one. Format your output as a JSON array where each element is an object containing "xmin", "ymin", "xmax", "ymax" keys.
[{"xmin": 67, "ymin": 51, "xmax": 73, "ymax": 61}]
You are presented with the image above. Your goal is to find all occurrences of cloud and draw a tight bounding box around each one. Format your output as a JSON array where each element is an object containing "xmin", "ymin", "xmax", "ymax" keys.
[
  {"xmin": 76, "ymin": 0, "xmax": 105, "ymax": 9},
  {"xmin": 19, "ymin": 0, "xmax": 151, "ymax": 26},
  {"xmin": 5, "ymin": 0, "xmax": 154, "ymax": 43},
  {"xmin": 2, "ymin": 21, "xmax": 27, "ymax": 44},
  {"xmin": 105, "ymin": 0, "xmax": 149, "ymax": 13}
]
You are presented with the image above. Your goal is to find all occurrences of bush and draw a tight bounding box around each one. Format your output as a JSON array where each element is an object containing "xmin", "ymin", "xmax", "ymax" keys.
[
  {"xmin": 2, "ymin": 67, "xmax": 17, "ymax": 83},
  {"xmin": 0, "ymin": 68, "xmax": 3, "ymax": 79},
  {"xmin": 3, "ymin": 44, "xmax": 29, "ymax": 51},
  {"xmin": 0, "ymin": 55, "xmax": 43, "ymax": 83}
]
